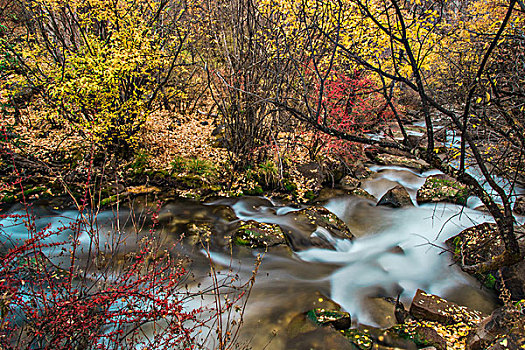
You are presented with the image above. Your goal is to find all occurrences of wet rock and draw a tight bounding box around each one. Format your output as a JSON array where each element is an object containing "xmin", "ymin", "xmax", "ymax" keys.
[
  {"xmin": 341, "ymin": 328, "xmax": 375, "ymax": 349},
  {"xmin": 307, "ymin": 308, "xmax": 351, "ymax": 330},
  {"xmin": 416, "ymin": 174, "xmax": 469, "ymax": 205},
  {"xmin": 467, "ymin": 305, "xmax": 525, "ymax": 350},
  {"xmin": 281, "ymin": 206, "xmax": 354, "ymax": 251},
  {"xmin": 446, "ymin": 223, "xmax": 525, "ymax": 300},
  {"xmin": 377, "ymin": 185, "xmax": 414, "ymax": 208},
  {"xmin": 409, "ymin": 289, "xmax": 486, "ymax": 326},
  {"xmin": 343, "ymin": 326, "xmax": 420, "ymax": 349},
  {"xmin": 514, "ymin": 196, "xmax": 525, "ymax": 215},
  {"xmin": 388, "ymin": 322, "xmax": 446, "ymax": 350},
  {"xmin": 314, "ymin": 188, "xmax": 350, "ymax": 202},
  {"xmin": 286, "ymin": 312, "xmax": 319, "ymax": 339},
  {"xmin": 286, "ymin": 293, "xmax": 346, "ymax": 339},
  {"xmin": 374, "ymin": 153, "xmax": 430, "ymax": 172},
  {"xmin": 230, "ymin": 220, "xmax": 286, "ymax": 248},
  {"xmin": 315, "ymin": 187, "xmax": 375, "ymax": 203},
  {"xmin": 348, "ymin": 188, "xmax": 376, "ymax": 201}
]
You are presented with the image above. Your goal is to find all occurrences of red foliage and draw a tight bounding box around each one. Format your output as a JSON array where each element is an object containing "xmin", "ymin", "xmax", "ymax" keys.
[
  {"xmin": 0, "ymin": 126, "xmax": 201, "ymax": 349},
  {"xmin": 308, "ymin": 69, "xmax": 392, "ymax": 162}
]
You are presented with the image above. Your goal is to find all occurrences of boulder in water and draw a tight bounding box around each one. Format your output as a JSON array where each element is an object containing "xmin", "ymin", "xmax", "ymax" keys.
[
  {"xmin": 374, "ymin": 153, "xmax": 430, "ymax": 172},
  {"xmin": 377, "ymin": 185, "xmax": 414, "ymax": 208},
  {"xmin": 230, "ymin": 220, "xmax": 286, "ymax": 248},
  {"xmin": 409, "ymin": 289, "xmax": 486, "ymax": 326},
  {"xmin": 446, "ymin": 223, "xmax": 525, "ymax": 301},
  {"xmin": 416, "ymin": 174, "xmax": 469, "ymax": 205},
  {"xmin": 282, "ymin": 206, "xmax": 354, "ymax": 251},
  {"xmin": 307, "ymin": 308, "xmax": 351, "ymax": 330}
]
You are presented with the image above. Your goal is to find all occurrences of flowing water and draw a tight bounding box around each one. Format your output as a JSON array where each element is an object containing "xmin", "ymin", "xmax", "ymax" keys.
[{"xmin": 1, "ymin": 166, "xmax": 511, "ymax": 349}]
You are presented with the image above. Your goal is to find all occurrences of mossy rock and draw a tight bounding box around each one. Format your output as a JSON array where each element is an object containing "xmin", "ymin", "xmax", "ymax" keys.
[
  {"xmin": 315, "ymin": 188, "xmax": 375, "ymax": 202},
  {"xmin": 341, "ymin": 329, "xmax": 374, "ymax": 350},
  {"xmin": 446, "ymin": 223, "xmax": 525, "ymax": 300},
  {"xmin": 296, "ymin": 206, "xmax": 353, "ymax": 240},
  {"xmin": 230, "ymin": 220, "xmax": 286, "ymax": 248},
  {"xmin": 416, "ymin": 174, "xmax": 469, "ymax": 205},
  {"xmin": 388, "ymin": 322, "xmax": 447, "ymax": 350},
  {"xmin": 306, "ymin": 308, "xmax": 351, "ymax": 330}
]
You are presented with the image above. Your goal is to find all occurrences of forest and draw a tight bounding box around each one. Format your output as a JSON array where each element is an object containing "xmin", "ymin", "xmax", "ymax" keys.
[{"xmin": 1, "ymin": 0, "xmax": 524, "ymax": 349}]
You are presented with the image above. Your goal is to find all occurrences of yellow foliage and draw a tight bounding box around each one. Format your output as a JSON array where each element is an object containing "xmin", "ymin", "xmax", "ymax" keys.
[{"xmin": 5, "ymin": 0, "xmax": 196, "ymax": 150}]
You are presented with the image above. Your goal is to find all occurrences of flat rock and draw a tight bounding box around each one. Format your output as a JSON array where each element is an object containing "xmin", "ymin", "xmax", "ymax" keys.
[
  {"xmin": 409, "ymin": 289, "xmax": 486, "ymax": 326},
  {"xmin": 314, "ymin": 187, "xmax": 375, "ymax": 202}
]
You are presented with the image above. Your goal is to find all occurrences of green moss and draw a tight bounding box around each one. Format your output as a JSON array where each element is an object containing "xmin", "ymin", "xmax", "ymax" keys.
[
  {"xmin": 243, "ymin": 186, "xmax": 264, "ymax": 196},
  {"xmin": 282, "ymin": 179, "xmax": 297, "ymax": 193},
  {"xmin": 1, "ymin": 194, "xmax": 16, "ymax": 203},
  {"xmin": 232, "ymin": 236, "xmax": 251, "ymax": 246},
  {"xmin": 304, "ymin": 190, "xmax": 317, "ymax": 201},
  {"xmin": 341, "ymin": 329, "xmax": 373, "ymax": 349},
  {"xmin": 389, "ymin": 324, "xmax": 433, "ymax": 348},
  {"xmin": 423, "ymin": 177, "xmax": 469, "ymax": 205},
  {"xmin": 23, "ymin": 186, "xmax": 46, "ymax": 196},
  {"xmin": 453, "ymin": 236, "xmax": 462, "ymax": 257},
  {"xmin": 100, "ymin": 195, "xmax": 118, "ymax": 206},
  {"xmin": 483, "ymin": 273, "xmax": 496, "ymax": 289}
]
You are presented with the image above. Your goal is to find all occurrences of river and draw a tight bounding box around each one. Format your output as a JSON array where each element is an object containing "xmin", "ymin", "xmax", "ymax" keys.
[{"xmin": 0, "ymin": 165, "xmax": 507, "ymax": 349}]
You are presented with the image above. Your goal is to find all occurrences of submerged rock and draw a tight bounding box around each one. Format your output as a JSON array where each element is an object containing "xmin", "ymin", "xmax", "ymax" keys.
[
  {"xmin": 377, "ymin": 185, "xmax": 414, "ymax": 208},
  {"xmin": 286, "ymin": 327, "xmax": 357, "ymax": 350},
  {"xmin": 416, "ymin": 174, "xmax": 469, "ymax": 205}
]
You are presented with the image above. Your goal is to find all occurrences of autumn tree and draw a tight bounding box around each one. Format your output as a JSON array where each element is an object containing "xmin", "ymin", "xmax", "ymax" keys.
[
  {"xmin": 256, "ymin": 0, "xmax": 524, "ymax": 270},
  {"xmin": 1, "ymin": 0, "xmax": 196, "ymax": 154},
  {"xmin": 202, "ymin": 0, "xmax": 295, "ymax": 169}
]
